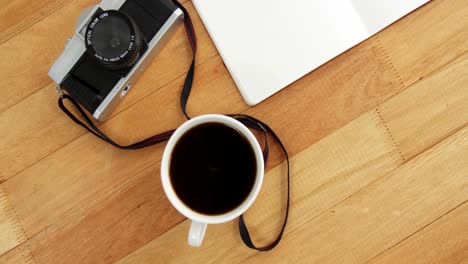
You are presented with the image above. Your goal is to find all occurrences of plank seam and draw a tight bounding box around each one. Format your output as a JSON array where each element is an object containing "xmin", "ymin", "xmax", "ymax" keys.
[
  {"xmin": 374, "ymin": 108, "xmax": 406, "ymax": 162},
  {"xmin": 0, "ymin": 188, "xmax": 29, "ymax": 250},
  {"xmin": 406, "ymin": 121, "xmax": 468, "ymax": 161},
  {"xmin": 365, "ymin": 199, "xmax": 468, "ymax": 263},
  {"xmin": 0, "ymin": 188, "xmax": 36, "ymax": 263},
  {"xmin": 18, "ymin": 246, "xmax": 35, "ymax": 264},
  {"xmin": 0, "ymin": 80, "xmax": 51, "ymax": 114},
  {"xmin": 0, "ymin": 0, "xmax": 74, "ymax": 45},
  {"xmin": 375, "ymin": 35, "xmax": 406, "ymax": 92}
]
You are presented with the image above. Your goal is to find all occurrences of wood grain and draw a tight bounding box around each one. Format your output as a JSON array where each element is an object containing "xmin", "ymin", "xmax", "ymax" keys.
[
  {"xmin": 377, "ymin": 0, "xmax": 468, "ymax": 87},
  {"xmin": 378, "ymin": 52, "xmax": 468, "ymax": 160},
  {"xmin": 2, "ymin": 133, "xmax": 167, "ymax": 238},
  {"xmin": 370, "ymin": 201, "xmax": 468, "ymax": 264},
  {"xmin": 26, "ymin": 164, "xmax": 184, "ymax": 264},
  {"xmin": 0, "ymin": 0, "xmax": 466, "ymax": 263},
  {"xmin": 0, "ymin": 244, "xmax": 34, "ymax": 264},
  {"xmin": 0, "ymin": 0, "xmax": 76, "ymax": 44},
  {"xmin": 0, "ymin": 187, "xmax": 26, "ymax": 255},
  {"xmin": 0, "ymin": 83, "xmax": 84, "ymax": 183}
]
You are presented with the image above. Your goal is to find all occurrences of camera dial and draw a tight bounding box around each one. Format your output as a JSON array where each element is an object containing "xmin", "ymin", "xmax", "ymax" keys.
[{"xmin": 85, "ymin": 10, "xmax": 146, "ymax": 70}]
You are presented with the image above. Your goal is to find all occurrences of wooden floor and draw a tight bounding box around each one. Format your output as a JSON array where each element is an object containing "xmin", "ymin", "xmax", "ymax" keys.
[{"xmin": 1, "ymin": 0, "xmax": 467, "ymax": 263}]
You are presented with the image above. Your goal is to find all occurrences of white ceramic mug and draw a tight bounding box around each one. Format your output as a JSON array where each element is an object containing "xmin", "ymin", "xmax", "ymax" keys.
[{"xmin": 161, "ymin": 114, "xmax": 264, "ymax": 247}]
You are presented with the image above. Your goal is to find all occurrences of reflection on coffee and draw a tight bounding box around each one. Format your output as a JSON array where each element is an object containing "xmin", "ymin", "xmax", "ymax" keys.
[{"xmin": 170, "ymin": 122, "xmax": 257, "ymax": 215}]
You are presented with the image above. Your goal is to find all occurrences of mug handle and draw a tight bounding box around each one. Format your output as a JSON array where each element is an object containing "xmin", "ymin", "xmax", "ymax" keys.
[{"xmin": 188, "ymin": 221, "xmax": 207, "ymax": 247}]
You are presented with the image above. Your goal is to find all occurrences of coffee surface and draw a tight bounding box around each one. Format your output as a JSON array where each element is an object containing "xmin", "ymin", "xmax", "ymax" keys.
[{"xmin": 170, "ymin": 122, "xmax": 257, "ymax": 215}]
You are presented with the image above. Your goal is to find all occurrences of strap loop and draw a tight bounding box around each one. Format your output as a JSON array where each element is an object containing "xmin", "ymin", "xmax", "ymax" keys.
[
  {"xmin": 229, "ymin": 114, "xmax": 290, "ymax": 251},
  {"xmin": 58, "ymin": 94, "xmax": 175, "ymax": 149}
]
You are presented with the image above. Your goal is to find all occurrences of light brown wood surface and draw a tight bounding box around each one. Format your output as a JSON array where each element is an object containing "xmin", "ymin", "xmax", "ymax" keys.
[{"xmin": 0, "ymin": 0, "xmax": 467, "ymax": 263}]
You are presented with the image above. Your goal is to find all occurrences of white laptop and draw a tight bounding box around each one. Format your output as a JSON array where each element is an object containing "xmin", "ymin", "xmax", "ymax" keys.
[{"xmin": 192, "ymin": 0, "xmax": 430, "ymax": 105}]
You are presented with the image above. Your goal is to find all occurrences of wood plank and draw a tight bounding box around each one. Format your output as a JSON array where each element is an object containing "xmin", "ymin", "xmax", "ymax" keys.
[
  {"xmin": 0, "ymin": 0, "xmax": 213, "ymax": 113},
  {"xmin": 0, "ymin": 83, "xmax": 84, "ymax": 183},
  {"xmin": 377, "ymin": 0, "xmax": 468, "ymax": 87},
  {"xmin": 0, "ymin": 244, "xmax": 34, "ymax": 264},
  {"xmin": 0, "ymin": 1, "xmax": 217, "ymax": 182},
  {"xmin": 116, "ymin": 110, "xmax": 402, "ymax": 264},
  {"xmin": 370, "ymin": 201, "xmax": 468, "ymax": 264},
  {"xmin": 1, "ymin": 128, "xmax": 168, "ymax": 238},
  {"xmin": 0, "ymin": 187, "xmax": 26, "ymax": 255},
  {"xmin": 378, "ymin": 53, "xmax": 468, "ymax": 160},
  {"xmin": 25, "ymin": 164, "xmax": 184, "ymax": 264},
  {"xmin": 0, "ymin": 0, "xmax": 76, "ymax": 44}
]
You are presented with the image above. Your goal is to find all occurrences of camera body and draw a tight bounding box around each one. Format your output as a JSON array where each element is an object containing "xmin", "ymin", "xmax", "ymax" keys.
[{"xmin": 49, "ymin": 0, "xmax": 183, "ymax": 121}]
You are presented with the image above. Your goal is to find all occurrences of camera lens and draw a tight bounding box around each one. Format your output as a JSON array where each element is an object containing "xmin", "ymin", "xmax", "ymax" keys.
[
  {"xmin": 85, "ymin": 11, "xmax": 146, "ymax": 70},
  {"xmin": 91, "ymin": 15, "xmax": 131, "ymax": 58}
]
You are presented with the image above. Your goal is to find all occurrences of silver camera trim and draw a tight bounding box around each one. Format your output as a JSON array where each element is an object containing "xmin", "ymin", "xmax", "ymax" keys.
[{"xmin": 49, "ymin": 0, "xmax": 183, "ymax": 121}]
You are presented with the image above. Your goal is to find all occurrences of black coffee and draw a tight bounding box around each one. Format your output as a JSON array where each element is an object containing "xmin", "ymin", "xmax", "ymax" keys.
[{"xmin": 170, "ymin": 122, "xmax": 257, "ymax": 215}]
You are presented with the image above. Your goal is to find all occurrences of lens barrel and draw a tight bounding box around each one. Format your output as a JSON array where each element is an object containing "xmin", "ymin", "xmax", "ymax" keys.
[{"xmin": 85, "ymin": 10, "xmax": 146, "ymax": 70}]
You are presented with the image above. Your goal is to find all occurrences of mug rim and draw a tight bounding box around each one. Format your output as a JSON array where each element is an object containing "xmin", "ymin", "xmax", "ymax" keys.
[{"xmin": 161, "ymin": 114, "xmax": 264, "ymax": 224}]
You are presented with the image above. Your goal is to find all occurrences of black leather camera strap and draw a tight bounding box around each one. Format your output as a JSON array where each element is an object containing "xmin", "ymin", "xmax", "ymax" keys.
[
  {"xmin": 228, "ymin": 114, "xmax": 290, "ymax": 251},
  {"xmin": 58, "ymin": 0, "xmax": 289, "ymax": 251}
]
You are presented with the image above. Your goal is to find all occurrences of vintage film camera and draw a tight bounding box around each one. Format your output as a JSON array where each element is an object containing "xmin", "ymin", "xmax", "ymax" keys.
[{"xmin": 49, "ymin": 0, "xmax": 183, "ymax": 120}]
